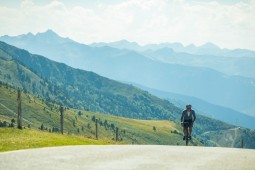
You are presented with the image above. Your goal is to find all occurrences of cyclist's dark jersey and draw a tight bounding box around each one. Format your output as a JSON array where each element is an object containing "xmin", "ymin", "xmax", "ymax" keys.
[{"xmin": 181, "ymin": 110, "xmax": 196, "ymax": 122}]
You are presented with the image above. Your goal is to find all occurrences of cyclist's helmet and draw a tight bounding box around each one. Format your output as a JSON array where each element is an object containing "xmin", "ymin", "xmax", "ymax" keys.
[{"xmin": 186, "ymin": 104, "xmax": 192, "ymax": 109}]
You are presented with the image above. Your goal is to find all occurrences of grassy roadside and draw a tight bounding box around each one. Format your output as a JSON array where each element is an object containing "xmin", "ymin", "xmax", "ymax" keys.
[
  {"xmin": 0, "ymin": 128, "xmax": 114, "ymax": 152},
  {"xmin": 0, "ymin": 86, "xmax": 203, "ymax": 151}
]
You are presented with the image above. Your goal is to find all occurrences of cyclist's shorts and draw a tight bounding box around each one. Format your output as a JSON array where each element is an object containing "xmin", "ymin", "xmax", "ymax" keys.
[{"xmin": 183, "ymin": 119, "xmax": 193, "ymax": 128}]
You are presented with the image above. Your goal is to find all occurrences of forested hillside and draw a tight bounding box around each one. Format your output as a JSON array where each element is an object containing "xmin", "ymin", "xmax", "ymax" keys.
[
  {"xmin": 0, "ymin": 41, "xmax": 179, "ymax": 120},
  {"xmin": 0, "ymin": 85, "xmax": 202, "ymax": 147}
]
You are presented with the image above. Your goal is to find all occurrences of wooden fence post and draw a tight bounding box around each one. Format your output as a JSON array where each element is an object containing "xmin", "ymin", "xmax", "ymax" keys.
[
  {"xmin": 116, "ymin": 127, "xmax": 119, "ymax": 142},
  {"xmin": 95, "ymin": 119, "xmax": 98, "ymax": 139},
  {"xmin": 17, "ymin": 89, "xmax": 22, "ymax": 129},
  {"xmin": 60, "ymin": 106, "xmax": 64, "ymax": 134},
  {"xmin": 241, "ymin": 138, "xmax": 244, "ymax": 148}
]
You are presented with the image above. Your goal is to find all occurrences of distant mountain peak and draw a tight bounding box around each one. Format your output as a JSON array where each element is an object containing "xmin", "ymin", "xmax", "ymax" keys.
[
  {"xmin": 116, "ymin": 39, "xmax": 130, "ymax": 43},
  {"xmin": 32, "ymin": 29, "xmax": 74, "ymax": 44},
  {"xmin": 26, "ymin": 32, "xmax": 34, "ymax": 36},
  {"xmin": 200, "ymin": 42, "xmax": 219, "ymax": 49},
  {"xmin": 45, "ymin": 29, "xmax": 57, "ymax": 34},
  {"xmin": 36, "ymin": 29, "xmax": 59, "ymax": 37},
  {"xmin": 114, "ymin": 39, "xmax": 140, "ymax": 46},
  {"xmin": 186, "ymin": 44, "xmax": 196, "ymax": 48}
]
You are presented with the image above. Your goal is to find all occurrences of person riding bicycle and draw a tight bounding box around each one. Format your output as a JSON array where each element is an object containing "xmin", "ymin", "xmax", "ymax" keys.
[{"xmin": 181, "ymin": 104, "xmax": 196, "ymax": 140}]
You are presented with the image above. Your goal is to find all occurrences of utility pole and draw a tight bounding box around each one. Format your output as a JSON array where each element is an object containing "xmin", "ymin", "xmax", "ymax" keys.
[
  {"xmin": 95, "ymin": 119, "xmax": 98, "ymax": 139},
  {"xmin": 17, "ymin": 89, "xmax": 22, "ymax": 129},
  {"xmin": 60, "ymin": 106, "xmax": 64, "ymax": 134}
]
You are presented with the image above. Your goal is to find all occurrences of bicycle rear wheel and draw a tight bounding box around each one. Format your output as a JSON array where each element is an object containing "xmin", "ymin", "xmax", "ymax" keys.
[{"xmin": 185, "ymin": 128, "xmax": 189, "ymax": 146}]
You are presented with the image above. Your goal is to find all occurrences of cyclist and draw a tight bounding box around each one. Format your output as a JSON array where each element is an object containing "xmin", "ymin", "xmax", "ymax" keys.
[{"xmin": 181, "ymin": 104, "xmax": 196, "ymax": 140}]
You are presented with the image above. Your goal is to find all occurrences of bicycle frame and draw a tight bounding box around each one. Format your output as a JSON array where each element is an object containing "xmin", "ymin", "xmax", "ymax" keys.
[{"xmin": 183, "ymin": 122, "xmax": 190, "ymax": 146}]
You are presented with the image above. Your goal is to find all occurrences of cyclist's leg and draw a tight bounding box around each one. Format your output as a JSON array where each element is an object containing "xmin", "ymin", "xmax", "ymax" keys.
[
  {"xmin": 188, "ymin": 121, "xmax": 193, "ymax": 139},
  {"xmin": 182, "ymin": 124, "xmax": 187, "ymax": 140},
  {"xmin": 189, "ymin": 125, "xmax": 192, "ymax": 136}
]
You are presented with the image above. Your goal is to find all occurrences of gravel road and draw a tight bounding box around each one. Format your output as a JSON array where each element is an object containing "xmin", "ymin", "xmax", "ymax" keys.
[{"xmin": 0, "ymin": 145, "xmax": 254, "ymax": 170}]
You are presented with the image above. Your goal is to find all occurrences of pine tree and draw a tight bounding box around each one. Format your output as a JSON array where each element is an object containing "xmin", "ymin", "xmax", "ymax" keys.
[{"xmin": 40, "ymin": 124, "xmax": 44, "ymax": 130}]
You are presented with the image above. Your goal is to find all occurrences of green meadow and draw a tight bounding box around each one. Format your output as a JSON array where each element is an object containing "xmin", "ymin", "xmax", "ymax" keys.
[{"xmin": 0, "ymin": 85, "xmax": 202, "ymax": 152}]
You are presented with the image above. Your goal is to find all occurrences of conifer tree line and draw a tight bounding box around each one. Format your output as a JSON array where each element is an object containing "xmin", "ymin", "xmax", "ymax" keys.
[
  {"xmin": 0, "ymin": 119, "xmax": 15, "ymax": 127},
  {"xmin": 0, "ymin": 81, "xmax": 152, "ymax": 144}
]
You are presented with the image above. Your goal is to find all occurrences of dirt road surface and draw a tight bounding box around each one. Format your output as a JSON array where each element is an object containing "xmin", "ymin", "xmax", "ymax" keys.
[{"xmin": 0, "ymin": 145, "xmax": 254, "ymax": 170}]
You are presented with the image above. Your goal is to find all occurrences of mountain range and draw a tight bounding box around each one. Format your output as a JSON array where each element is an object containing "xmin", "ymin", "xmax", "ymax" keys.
[
  {"xmin": 91, "ymin": 40, "xmax": 255, "ymax": 59},
  {"xmin": 141, "ymin": 47, "xmax": 255, "ymax": 79},
  {"xmin": 0, "ymin": 41, "xmax": 180, "ymax": 120},
  {"xmin": 1, "ymin": 40, "xmax": 255, "ymax": 148},
  {"xmin": 0, "ymin": 30, "xmax": 255, "ymax": 123},
  {"xmin": 3, "ymin": 30, "xmax": 255, "ymax": 79},
  {"xmin": 134, "ymin": 84, "xmax": 255, "ymax": 129}
]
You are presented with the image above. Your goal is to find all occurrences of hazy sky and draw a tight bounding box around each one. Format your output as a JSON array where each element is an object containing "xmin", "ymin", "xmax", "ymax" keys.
[{"xmin": 0, "ymin": 0, "xmax": 254, "ymax": 50}]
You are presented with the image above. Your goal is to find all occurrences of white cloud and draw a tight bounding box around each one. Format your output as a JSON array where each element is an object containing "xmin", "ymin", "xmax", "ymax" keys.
[{"xmin": 0, "ymin": 0, "xmax": 254, "ymax": 50}]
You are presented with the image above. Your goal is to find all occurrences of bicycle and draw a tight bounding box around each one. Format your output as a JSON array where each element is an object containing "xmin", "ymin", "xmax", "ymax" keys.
[{"xmin": 183, "ymin": 122, "xmax": 190, "ymax": 146}]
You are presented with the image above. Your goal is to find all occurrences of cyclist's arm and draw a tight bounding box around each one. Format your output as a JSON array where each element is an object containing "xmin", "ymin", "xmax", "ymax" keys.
[
  {"xmin": 181, "ymin": 111, "xmax": 184, "ymax": 123},
  {"xmin": 192, "ymin": 110, "xmax": 196, "ymax": 122}
]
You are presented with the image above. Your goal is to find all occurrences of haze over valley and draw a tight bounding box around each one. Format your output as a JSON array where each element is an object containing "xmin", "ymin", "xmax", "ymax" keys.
[{"xmin": 1, "ymin": 2, "xmax": 255, "ymax": 169}]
